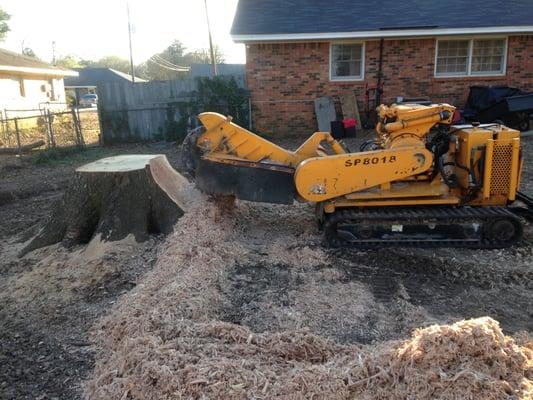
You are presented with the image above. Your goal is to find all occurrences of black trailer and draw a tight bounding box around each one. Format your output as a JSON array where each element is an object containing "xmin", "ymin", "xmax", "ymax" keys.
[{"xmin": 462, "ymin": 86, "xmax": 533, "ymax": 131}]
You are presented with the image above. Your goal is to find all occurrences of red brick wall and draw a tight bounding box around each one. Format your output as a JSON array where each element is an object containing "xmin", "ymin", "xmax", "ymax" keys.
[{"xmin": 245, "ymin": 36, "xmax": 533, "ymax": 136}]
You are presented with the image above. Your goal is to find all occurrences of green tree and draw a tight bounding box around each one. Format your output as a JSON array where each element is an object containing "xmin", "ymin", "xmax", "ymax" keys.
[
  {"xmin": 81, "ymin": 55, "xmax": 131, "ymax": 74},
  {"xmin": 174, "ymin": 76, "xmax": 249, "ymax": 139},
  {"xmin": 55, "ymin": 55, "xmax": 82, "ymax": 68},
  {"xmin": 0, "ymin": 7, "xmax": 10, "ymax": 41},
  {"xmin": 186, "ymin": 46, "xmax": 225, "ymax": 65}
]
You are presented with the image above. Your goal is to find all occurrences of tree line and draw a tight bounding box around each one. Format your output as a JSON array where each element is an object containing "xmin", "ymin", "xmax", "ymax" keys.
[
  {"xmin": 54, "ymin": 40, "xmax": 225, "ymax": 81},
  {"xmin": 0, "ymin": 7, "xmax": 224, "ymax": 81}
]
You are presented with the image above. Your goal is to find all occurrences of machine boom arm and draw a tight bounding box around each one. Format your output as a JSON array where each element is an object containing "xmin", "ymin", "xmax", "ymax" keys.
[
  {"xmin": 195, "ymin": 106, "xmax": 451, "ymax": 202},
  {"xmin": 197, "ymin": 113, "xmax": 346, "ymax": 168}
]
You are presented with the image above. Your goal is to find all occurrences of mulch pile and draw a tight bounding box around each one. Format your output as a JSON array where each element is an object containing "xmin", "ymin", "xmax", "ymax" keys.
[{"xmin": 85, "ymin": 195, "xmax": 533, "ymax": 399}]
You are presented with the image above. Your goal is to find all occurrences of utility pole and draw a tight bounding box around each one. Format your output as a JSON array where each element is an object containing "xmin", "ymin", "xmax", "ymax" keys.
[
  {"xmin": 127, "ymin": 2, "xmax": 135, "ymax": 83},
  {"xmin": 52, "ymin": 41, "xmax": 56, "ymax": 65},
  {"xmin": 204, "ymin": 0, "xmax": 217, "ymax": 77}
]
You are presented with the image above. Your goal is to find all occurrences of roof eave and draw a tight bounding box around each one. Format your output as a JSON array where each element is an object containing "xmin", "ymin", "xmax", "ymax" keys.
[
  {"xmin": 0, "ymin": 65, "xmax": 79, "ymax": 77},
  {"xmin": 232, "ymin": 25, "xmax": 533, "ymax": 43}
]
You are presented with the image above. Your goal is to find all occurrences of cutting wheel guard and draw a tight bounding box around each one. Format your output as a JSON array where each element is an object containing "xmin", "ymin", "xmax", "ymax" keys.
[{"xmin": 195, "ymin": 157, "xmax": 296, "ymax": 204}]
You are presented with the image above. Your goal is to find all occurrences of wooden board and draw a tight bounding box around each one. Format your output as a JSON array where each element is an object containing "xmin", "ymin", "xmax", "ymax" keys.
[
  {"xmin": 340, "ymin": 92, "xmax": 362, "ymax": 129},
  {"xmin": 314, "ymin": 96, "xmax": 336, "ymax": 132}
]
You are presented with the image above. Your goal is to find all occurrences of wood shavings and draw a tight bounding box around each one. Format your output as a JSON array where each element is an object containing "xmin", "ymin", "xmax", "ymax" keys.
[{"xmin": 84, "ymin": 194, "xmax": 533, "ymax": 399}]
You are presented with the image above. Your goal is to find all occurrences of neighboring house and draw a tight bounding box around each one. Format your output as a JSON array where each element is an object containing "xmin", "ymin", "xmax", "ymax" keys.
[
  {"xmin": 0, "ymin": 48, "xmax": 77, "ymax": 117},
  {"xmin": 190, "ymin": 63, "xmax": 246, "ymax": 86},
  {"xmin": 64, "ymin": 68, "xmax": 146, "ymax": 104},
  {"xmin": 231, "ymin": 0, "xmax": 533, "ymax": 135}
]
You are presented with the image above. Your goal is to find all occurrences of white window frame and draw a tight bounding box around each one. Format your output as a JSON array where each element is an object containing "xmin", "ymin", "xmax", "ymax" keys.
[
  {"xmin": 434, "ymin": 36, "xmax": 508, "ymax": 78},
  {"xmin": 329, "ymin": 42, "xmax": 365, "ymax": 82}
]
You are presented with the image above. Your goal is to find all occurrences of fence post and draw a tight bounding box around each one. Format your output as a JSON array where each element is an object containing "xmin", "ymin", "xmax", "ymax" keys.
[
  {"xmin": 71, "ymin": 107, "xmax": 79, "ymax": 145},
  {"xmin": 76, "ymin": 107, "xmax": 83, "ymax": 142},
  {"xmin": 42, "ymin": 113, "xmax": 51, "ymax": 148},
  {"xmin": 46, "ymin": 109, "xmax": 56, "ymax": 147},
  {"xmin": 14, "ymin": 118, "xmax": 21, "ymax": 155},
  {"xmin": 0, "ymin": 115, "xmax": 4, "ymax": 145},
  {"xmin": 71, "ymin": 107, "xmax": 84, "ymax": 147}
]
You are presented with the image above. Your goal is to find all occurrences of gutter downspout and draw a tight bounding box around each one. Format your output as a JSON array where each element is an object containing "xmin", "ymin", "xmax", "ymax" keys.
[{"xmin": 376, "ymin": 38, "xmax": 384, "ymax": 106}]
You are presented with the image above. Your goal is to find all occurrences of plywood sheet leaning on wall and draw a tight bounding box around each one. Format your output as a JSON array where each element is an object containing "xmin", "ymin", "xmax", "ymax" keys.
[
  {"xmin": 339, "ymin": 92, "xmax": 362, "ymax": 130},
  {"xmin": 314, "ymin": 96, "xmax": 337, "ymax": 132}
]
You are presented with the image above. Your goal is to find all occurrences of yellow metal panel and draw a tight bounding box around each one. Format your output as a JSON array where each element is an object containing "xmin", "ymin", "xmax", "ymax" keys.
[
  {"xmin": 294, "ymin": 147, "xmax": 433, "ymax": 202},
  {"xmin": 483, "ymin": 139, "xmax": 494, "ymax": 200},
  {"xmin": 197, "ymin": 112, "xmax": 346, "ymax": 168},
  {"xmin": 508, "ymin": 137, "xmax": 520, "ymax": 201},
  {"xmin": 346, "ymin": 181, "xmax": 450, "ymax": 200},
  {"xmin": 517, "ymin": 157, "xmax": 524, "ymax": 191},
  {"xmin": 453, "ymin": 127, "xmax": 493, "ymax": 189},
  {"xmin": 324, "ymin": 196, "xmax": 460, "ymax": 212},
  {"xmin": 294, "ymin": 132, "xmax": 346, "ymax": 158},
  {"xmin": 198, "ymin": 112, "xmax": 299, "ymax": 166},
  {"xmin": 490, "ymin": 142, "xmax": 514, "ymax": 197}
]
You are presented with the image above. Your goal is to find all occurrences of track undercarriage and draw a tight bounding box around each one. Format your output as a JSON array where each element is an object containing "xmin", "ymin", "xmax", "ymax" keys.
[{"xmin": 323, "ymin": 205, "xmax": 524, "ymax": 249}]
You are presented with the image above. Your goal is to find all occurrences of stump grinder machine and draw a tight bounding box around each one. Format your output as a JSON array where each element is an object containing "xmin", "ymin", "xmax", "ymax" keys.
[{"xmin": 182, "ymin": 103, "xmax": 532, "ymax": 248}]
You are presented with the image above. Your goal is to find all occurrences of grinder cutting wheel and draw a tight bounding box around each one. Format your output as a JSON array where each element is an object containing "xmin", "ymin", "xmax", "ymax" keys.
[{"xmin": 180, "ymin": 103, "xmax": 532, "ymax": 248}]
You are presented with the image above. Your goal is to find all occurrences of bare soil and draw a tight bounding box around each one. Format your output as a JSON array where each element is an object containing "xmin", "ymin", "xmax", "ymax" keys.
[
  {"xmin": 1, "ymin": 137, "xmax": 532, "ymax": 399},
  {"xmin": 0, "ymin": 143, "xmax": 181, "ymax": 399}
]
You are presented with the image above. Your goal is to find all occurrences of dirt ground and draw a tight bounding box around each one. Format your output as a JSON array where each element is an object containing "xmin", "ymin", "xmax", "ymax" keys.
[
  {"xmin": 1, "ymin": 136, "xmax": 532, "ymax": 399},
  {"xmin": 0, "ymin": 143, "xmax": 181, "ymax": 399}
]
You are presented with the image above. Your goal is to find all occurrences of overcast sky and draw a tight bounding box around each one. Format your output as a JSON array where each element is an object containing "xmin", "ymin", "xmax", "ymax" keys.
[{"xmin": 2, "ymin": 0, "xmax": 245, "ymax": 64}]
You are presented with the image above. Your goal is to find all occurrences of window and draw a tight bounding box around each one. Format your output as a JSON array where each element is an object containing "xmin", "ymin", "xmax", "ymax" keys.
[
  {"xmin": 471, "ymin": 39, "xmax": 506, "ymax": 74},
  {"xmin": 330, "ymin": 43, "xmax": 364, "ymax": 80},
  {"xmin": 435, "ymin": 38, "xmax": 507, "ymax": 77},
  {"xmin": 436, "ymin": 40, "xmax": 469, "ymax": 75}
]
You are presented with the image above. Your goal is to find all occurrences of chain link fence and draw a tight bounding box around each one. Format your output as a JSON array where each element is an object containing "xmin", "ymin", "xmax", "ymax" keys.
[{"xmin": 0, "ymin": 108, "xmax": 100, "ymax": 155}]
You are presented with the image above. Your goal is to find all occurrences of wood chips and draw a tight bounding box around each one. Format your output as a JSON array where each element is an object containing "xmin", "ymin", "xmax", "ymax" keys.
[{"xmin": 85, "ymin": 195, "xmax": 532, "ymax": 399}]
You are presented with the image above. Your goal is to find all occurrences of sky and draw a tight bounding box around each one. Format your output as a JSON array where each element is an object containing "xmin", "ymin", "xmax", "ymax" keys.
[{"xmin": 1, "ymin": 0, "xmax": 245, "ymax": 64}]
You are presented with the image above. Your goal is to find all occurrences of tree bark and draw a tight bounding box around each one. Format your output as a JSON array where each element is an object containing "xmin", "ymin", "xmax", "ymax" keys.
[{"xmin": 19, "ymin": 154, "xmax": 192, "ymax": 257}]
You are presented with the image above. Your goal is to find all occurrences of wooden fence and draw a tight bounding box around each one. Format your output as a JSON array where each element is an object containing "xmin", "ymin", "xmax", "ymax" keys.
[{"xmin": 97, "ymin": 76, "xmax": 247, "ymax": 143}]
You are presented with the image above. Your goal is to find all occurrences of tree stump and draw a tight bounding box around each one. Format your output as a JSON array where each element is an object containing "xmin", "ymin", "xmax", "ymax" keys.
[{"xmin": 20, "ymin": 154, "xmax": 194, "ymax": 257}]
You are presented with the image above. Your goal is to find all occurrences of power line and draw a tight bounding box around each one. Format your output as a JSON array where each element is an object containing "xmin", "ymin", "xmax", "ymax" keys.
[
  {"xmin": 153, "ymin": 54, "xmax": 178, "ymax": 68},
  {"xmin": 148, "ymin": 57, "xmax": 190, "ymax": 72},
  {"xmin": 149, "ymin": 57, "xmax": 189, "ymax": 71},
  {"xmin": 152, "ymin": 54, "xmax": 189, "ymax": 70}
]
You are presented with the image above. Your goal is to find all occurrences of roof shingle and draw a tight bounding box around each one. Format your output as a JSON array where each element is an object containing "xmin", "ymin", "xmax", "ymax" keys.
[
  {"xmin": 64, "ymin": 68, "xmax": 146, "ymax": 87},
  {"xmin": 231, "ymin": 0, "xmax": 533, "ymax": 36},
  {"xmin": 0, "ymin": 48, "xmax": 72, "ymax": 72}
]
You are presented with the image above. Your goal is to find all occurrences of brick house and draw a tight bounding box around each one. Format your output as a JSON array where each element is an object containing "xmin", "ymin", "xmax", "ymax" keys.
[{"xmin": 231, "ymin": 0, "xmax": 533, "ymax": 136}]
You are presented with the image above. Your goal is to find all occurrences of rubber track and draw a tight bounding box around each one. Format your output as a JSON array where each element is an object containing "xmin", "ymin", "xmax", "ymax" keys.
[
  {"xmin": 324, "ymin": 206, "xmax": 523, "ymax": 249},
  {"xmin": 517, "ymin": 192, "xmax": 533, "ymax": 208},
  {"xmin": 511, "ymin": 192, "xmax": 533, "ymax": 222}
]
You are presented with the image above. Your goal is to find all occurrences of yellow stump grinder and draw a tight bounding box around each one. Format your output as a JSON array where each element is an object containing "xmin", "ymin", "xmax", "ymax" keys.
[{"xmin": 182, "ymin": 103, "xmax": 532, "ymax": 248}]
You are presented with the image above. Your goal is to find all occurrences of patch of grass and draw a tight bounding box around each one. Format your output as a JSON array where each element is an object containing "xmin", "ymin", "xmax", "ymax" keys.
[{"xmin": 30, "ymin": 146, "xmax": 126, "ymax": 166}]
